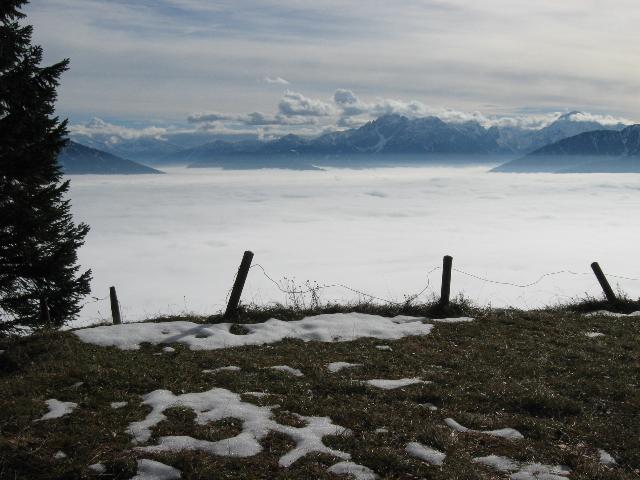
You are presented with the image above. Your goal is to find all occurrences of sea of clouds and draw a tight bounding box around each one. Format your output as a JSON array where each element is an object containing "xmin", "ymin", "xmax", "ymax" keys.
[{"xmin": 67, "ymin": 164, "xmax": 640, "ymax": 327}]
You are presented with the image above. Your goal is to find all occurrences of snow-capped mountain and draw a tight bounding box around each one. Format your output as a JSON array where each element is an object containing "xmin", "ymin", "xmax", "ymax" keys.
[{"xmin": 492, "ymin": 124, "xmax": 640, "ymax": 173}]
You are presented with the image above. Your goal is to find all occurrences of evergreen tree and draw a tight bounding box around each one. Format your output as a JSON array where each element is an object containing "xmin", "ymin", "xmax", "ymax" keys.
[{"xmin": 0, "ymin": 0, "xmax": 91, "ymax": 331}]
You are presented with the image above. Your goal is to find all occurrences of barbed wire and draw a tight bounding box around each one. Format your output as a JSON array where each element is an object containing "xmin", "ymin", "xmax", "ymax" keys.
[
  {"xmin": 451, "ymin": 268, "xmax": 591, "ymax": 288},
  {"xmin": 249, "ymin": 262, "xmax": 640, "ymax": 305}
]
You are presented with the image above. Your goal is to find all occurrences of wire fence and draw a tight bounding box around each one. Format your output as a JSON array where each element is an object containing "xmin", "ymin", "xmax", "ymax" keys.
[{"xmin": 78, "ymin": 258, "xmax": 640, "ymax": 325}]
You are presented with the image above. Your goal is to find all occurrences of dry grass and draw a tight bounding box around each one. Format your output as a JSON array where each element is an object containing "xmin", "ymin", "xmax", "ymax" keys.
[{"xmin": 0, "ymin": 300, "xmax": 638, "ymax": 479}]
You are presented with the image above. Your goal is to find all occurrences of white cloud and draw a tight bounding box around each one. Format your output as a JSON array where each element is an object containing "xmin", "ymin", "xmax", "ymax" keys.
[
  {"xmin": 263, "ymin": 76, "xmax": 290, "ymax": 85},
  {"xmin": 187, "ymin": 112, "xmax": 233, "ymax": 123},
  {"xmin": 278, "ymin": 91, "xmax": 336, "ymax": 117},
  {"xmin": 69, "ymin": 118, "xmax": 169, "ymax": 140}
]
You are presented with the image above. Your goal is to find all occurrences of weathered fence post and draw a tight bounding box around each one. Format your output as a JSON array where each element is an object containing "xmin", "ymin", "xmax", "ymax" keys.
[
  {"xmin": 440, "ymin": 255, "xmax": 453, "ymax": 306},
  {"xmin": 110, "ymin": 286, "xmax": 122, "ymax": 324},
  {"xmin": 39, "ymin": 297, "xmax": 51, "ymax": 325},
  {"xmin": 224, "ymin": 250, "xmax": 254, "ymax": 319},
  {"xmin": 590, "ymin": 262, "xmax": 617, "ymax": 303}
]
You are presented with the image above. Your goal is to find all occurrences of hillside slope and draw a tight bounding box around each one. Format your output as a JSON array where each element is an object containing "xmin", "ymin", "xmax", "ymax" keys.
[
  {"xmin": 1, "ymin": 304, "xmax": 638, "ymax": 479},
  {"xmin": 492, "ymin": 125, "xmax": 640, "ymax": 173},
  {"xmin": 59, "ymin": 141, "xmax": 163, "ymax": 174}
]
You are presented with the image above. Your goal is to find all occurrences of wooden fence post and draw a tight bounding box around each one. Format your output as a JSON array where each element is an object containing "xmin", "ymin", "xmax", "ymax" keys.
[
  {"xmin": 224, "ymin": 251, "xmax": 254, "ymax": 319},
  {"xmin": 39, "ymin": 297, "xmax": 51, "ymax": 325},
  {"xmin": 440, "ymin": 255, "xmax": 453, "ymax": 306},
  {"xmin": 110, "ymin": 286, "xmax": 122, "ymax": 324},
  {"xmin": 590, "ymin": 262, "xmax": 617, "ymax": 303}
]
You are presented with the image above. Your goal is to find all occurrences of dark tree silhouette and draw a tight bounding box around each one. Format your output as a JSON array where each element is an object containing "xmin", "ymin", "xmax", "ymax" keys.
[{"xmin": 0, "ymin": 0, "xmax": 91, "ymax": 331}]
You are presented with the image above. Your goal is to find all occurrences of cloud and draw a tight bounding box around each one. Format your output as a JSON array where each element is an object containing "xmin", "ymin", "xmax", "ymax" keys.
[
  {"xmin": 263, "ymin": 76, "xmax": 290, "ymax": 85},
  {"xmin": 187, "ymin": 111, "xmax": 234, "ymax": 123},
  {"xmin": 69, "ymin": 117, "xmax": 169, "ymax": 140},
  {"xmin": 278, "ymin": 91, "xmax": 336, "ymax": 117},
  {"xmin": 563, "ymin": 111, "xmax": 631, "ymax": 126}
]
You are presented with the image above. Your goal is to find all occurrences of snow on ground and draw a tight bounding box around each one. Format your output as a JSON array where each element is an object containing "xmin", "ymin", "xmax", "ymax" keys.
[
  {"xmin": 128, "ymin": 387, "xmax": 351, "ymax": 467},
  {"xmin": 328, "ymin": 461, "xmax": 379, "ymax": 479},
  {"xmin": 585, "ymin": 310, "xmax": 640, "ymax": 317},
  {"xmin": 327, "ymin": 362, "xmax": 362, "ymax": 373},
  {"xmin": 375, "ymin": 345, "xmax": 392, "ymax": 351},
  {"xmin": 428, "ymin": 317, "xmax": 475, "ymax": 323},
  {"xmin": 162, "ymin": 346, "xmax": 175, "ymax": 353},
  {"xmin": 365, "ymin": 378, "xmax": 428, "ymax": 390},
  {"xmin": 585, "ymin": 331, "xmax": 605, "ymax": 338},
  {"xmin": 53, "ymin": 451, "xmax": 67, "ymax": 459},
  {"xmin": 420, "ymin": 402, "xmax": 438, "ymax": 411},
  {"xmin": 74, "ymin": 313, "xmax": 436, "ymax": 350},
  {"xmin": 111, "ymin": 401, "xmax": 128, "ymax": 409},
  {"xmin": 374, "ymin": 427, "xmax": 388, "ymax": 433},
  {"xmin": 445, "ymin": 418, "xmax": 524, "ymax": 439},
  {"xmin": 405, "ymin": 442, "xmax": 446, "ymax": 466},
  {"xmin": 270, "ymin": 365, "xmax": 304, "ymax": 377},
  {"xmin": 131, "ymin": 459, "xmax": 181, "ymax": 480},
  {"xmin": 243, "ymin": 391, "xmax": 269, "ymax": 398},
  {"xmin": 203, "ymin": 365, "xmax": 241, "ymax": 373},
  {"xmin": 88, "ymin": 463, "xmax": 107, "ymax": 473},
  {"xmin": 598, "ymin": 449, "xmax": 617, "ymax": 466},
  {"xmin": 36, "ymin": 399, "xmax": 78, "ymax": 421},
  {"xmin": 473, "ymin": 455, "xmax": 570, "ymax": 479}
]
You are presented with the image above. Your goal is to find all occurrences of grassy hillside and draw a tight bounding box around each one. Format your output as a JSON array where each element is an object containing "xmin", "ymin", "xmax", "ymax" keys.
[{"xmin": 0, "ymin": 300, "xmax": 638, "ymax": 479}]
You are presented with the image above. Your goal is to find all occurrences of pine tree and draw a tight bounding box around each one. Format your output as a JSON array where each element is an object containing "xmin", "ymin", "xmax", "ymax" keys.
[{"xmin": 0, "ymin": 0, "xmax": 91, "ymax": 331}]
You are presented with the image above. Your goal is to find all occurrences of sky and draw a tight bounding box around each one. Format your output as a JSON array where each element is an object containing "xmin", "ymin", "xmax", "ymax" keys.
[{"xmin": 25, "ymin": 0, "xmax": 640, "ymax": 139}]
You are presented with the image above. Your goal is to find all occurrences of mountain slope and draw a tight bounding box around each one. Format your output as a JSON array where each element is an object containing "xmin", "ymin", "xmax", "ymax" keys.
[
  {"xmin": 492, "ymin": 125, "xmax": 640, "ymax": 173},
  {"xmin": 495, "ymin": 111, "xmax": 627, "ymax": 153},
  {"xmin": 59, "ymin": 141, "xmax": 163, "ymax": 174}
]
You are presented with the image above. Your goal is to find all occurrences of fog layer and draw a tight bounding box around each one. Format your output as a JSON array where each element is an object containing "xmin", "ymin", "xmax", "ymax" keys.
[{"xmin": 68, "ymin": 166, "xmax": 640, "ymax": 326}]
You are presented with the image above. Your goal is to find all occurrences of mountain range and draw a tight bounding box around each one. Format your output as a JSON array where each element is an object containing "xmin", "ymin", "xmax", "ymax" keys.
[
  {"xmin": 70, "ymin": 112, "xmax": 627, "ymax": 166},
  {"xmin": 158, "ymin": 112, "xmax": 628, "ymax": 168},
  {"xmin": 492, "ymin": 124, "xmax": 640, "ymax": 173},
  {"xmin": 59, "ymin": 141, "xmax": 163, "ymax": 175},
  {"xmin": 65, "ymin": 112, "xmax": 638, "ymax": 173}
]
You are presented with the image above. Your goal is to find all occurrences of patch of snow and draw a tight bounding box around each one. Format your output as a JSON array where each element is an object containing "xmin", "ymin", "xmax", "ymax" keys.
[
  {"xmin": 428, "ymin": 317, "xmax": 475, "ymax": 323},
  {"xmin": 71, "ymin": 382, "xmax": 84, "ymax": 389},
  {"xmin": 110, "ymin": 401, "xmax": 127, "ymax": 409},
  {"xmin": 132, "ymin": 459, "xmax": 181, "ymax": 480},
  {"xmin": 374, "ymin": 427, "xmax": 388, "ymax": 433},
  {"xmin": 445, "ymin": 418, "xmax": 523, "ymax": 439},
  {"xmin": 270, "ymin": 365, "xmax": 304, "ymax": 377},
  {"xmin": 129, "ymin": 387, "xmax": 351, "ymax": 468},
  {"xmin": 162, "ymin": 346, "xmax": 175, "ymax": 353},
  {"xmin": 53, "ymin": 451, "xmax": 67, "ymax": 459},
  {"xmin": 36, "ymin": 399, "xmax": 78, "ymax": 421},
  {"xmin": 327, "ymin": 362, "xmax": 361, "ymax": 373},
  {"xmin": 243, "ymin": 391, "xmax": 269, "ymax": 398},
  {"xmin": 598, "ymin": 449, "xmax": 616, "ymax": 466},
  {"xmin": 88, "ymin": 463, "xmax": 106, "ymax": 473},
  {"xmin": 74, "ymin": 313, "xmax": 434, "ymax": 351},
  {"xmin": 585, "ymin": 310, "xmax": 640, "ymax": 318},
  {"xmin": 203, "ymin": 365, "xmax": 241, "ymax": 373},
  {"xmin": 473, "ymin": 455, "xmax": 570, "ymax": 479},
  {"xmin": 375, "ymin": 345, "xmax": 392, "ymax": 351},
  {"xmin": 406, "ymin": 442, "xmax": 446, "ymax": 466},
  {"xmin": 365, "ymin": 378, "xmax": 428, "ymax": 390},
  {"xmin": 585, "ymin": 331, "xmax": 604, "ymax": 338},
  {"xmin": 420, "ymin": 403, "xmax": 438, "ymax": 411},
  {"xmin": 328, "ymin": 461, "xmax": 379, "ymax": 479}
]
